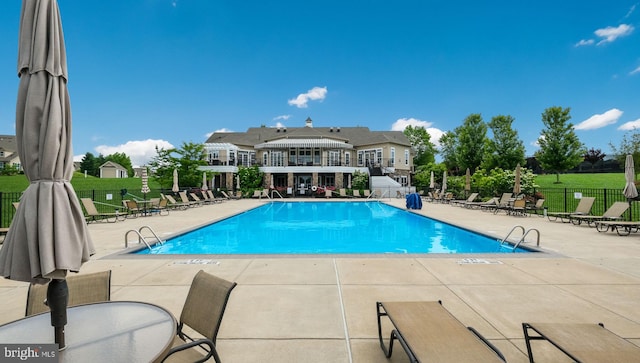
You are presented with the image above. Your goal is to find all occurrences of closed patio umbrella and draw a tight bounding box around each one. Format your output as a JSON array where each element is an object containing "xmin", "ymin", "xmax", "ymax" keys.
[
  {"xmin": 623, "ymin": 155, "xmax": 638, "ymax": 199},
  {"xmin": 441, "ymin": 171, "xmax": 447, "ymax": 194},
  {"xmin": 465, "ymin": 168, "xmax": 471, "ymax": 193},
  {"xmin": 201, "ymin": 172, "xmax": 208, "ymax": 191},
  {"xmin": 429, "ymin": 171, "xmax": 435, "ymax": 190},
  {"xmin": 141, "ymin": 167, "xmax": 150, "ymax": 195},
  {"xmin": 0, "ymin": 0, "xmax": 94, "ymax": 348},
  {"xmin": 513, "ymin": 163, "xmax": 522, "ymax": 195},
  {"xmin": 172, "ymin": 168, "xmax": 179, "ymax": 193}
]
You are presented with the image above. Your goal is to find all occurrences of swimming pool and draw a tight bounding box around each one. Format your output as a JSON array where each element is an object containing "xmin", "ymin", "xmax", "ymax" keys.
[{"xmin": 134, "ymin": 201, "xmax": 532, "ymax": 255}]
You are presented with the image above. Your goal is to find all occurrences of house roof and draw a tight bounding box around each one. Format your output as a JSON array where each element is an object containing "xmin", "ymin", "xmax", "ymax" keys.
[
  {"xmin": 99, "ymin": 161, "xmax": 126, "ymax": 170},
  {"xmin": 205, "ymin": 126, "xmax": 411, "ymax": 148}
]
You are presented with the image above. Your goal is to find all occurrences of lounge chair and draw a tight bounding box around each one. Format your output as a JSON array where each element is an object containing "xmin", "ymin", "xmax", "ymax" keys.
[
  {"xmin": 353, "ymin": 190, "xmax": 362, "ymax": 198},
  {"xmin": 162, "ymin": 270, "xmax": 236, "ymax": 363},
  {"xmin": 526, "ymin": 198, "xmax": 545, "ymax": 216},
  {"xmin": 363, "ymin": 190, "xmax": 371, "ymax": 198},
  {"xmin": 595, "ymin": 220, "xmax": 640, "ymax": 236},
  {"xmin": 547, "ymin": 196, "xmax": 595, "ymax": 223},
  {"xmin": 179, "ymin": 191, "xmax": 200, "ymax": 207},
  {"xmin": 80, "ymin": 198, "xmax": 122, "ymax": 223},
  {"xmin": 26, "ymin": 270, "xmax": 112, "ymax": 316},
  {"xmin": 149, "ymin": 198, "xmax": 170, "ymax": 216},
  {"xmin": 377, "ymin": 301, "xmax": 505, "ymax": 362},
  {"xmin": 325, "ymin": 189, "xmax": 332, "ymax": 198},
  {"xmin": 338, "ymin": 189, "xmax": 352, "ymax": 198},
  {"xmin": 570, "ymin": 201, "xmax": 629, "ymax": 227},
  {"xmin": 506, "ymin": 198, "xmax": 527, "ymax": 216},
  {"xmin": 522, "ymin": 322, "xmax": 640, "ymax": 363},
  {"xmin": 450, "ymin": 192, "xmax": 479, "ymax": 207},
  {"xmin": 125, "ymin": 199, "xmax": 142, "ymax": 217},
  {"xmin": 207, "ymin": 190, "xmax": 224, "ymax": 203},
  {"xmin": 165, "ymin": 194, "xmax": 190, "ymax": 210},
  {"xmin": 252, "ymin": 190, "xmax": 262, "ymax": 198},
  {"xmin": 189, "ymin": 192, "xmax": 206, "ymax": 206},
  {"xmin": 490, "ymin": 193, "xmax": 514, "ymax": 214}
]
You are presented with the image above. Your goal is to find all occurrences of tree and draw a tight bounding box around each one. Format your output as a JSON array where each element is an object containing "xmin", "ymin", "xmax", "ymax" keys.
[
  {"xmin": 237, "ymin": 165, "xmax": 264, "ymax": 191},
  {"xmin": 148, "ymin": 146, "xmax": 179, "ymax": 189},
  {"xmin": 454, "ymin": 113, "xmax": 487, "ymax": 174},
  {"xmin": 535, "ymin": 106, "xmax": 584, "ymax": 183},
  {"xmin": 583, "ymin": 148, "xmax": 606, "ymax": 170},
  {"xmin": 483, "ymin": 115, "xmax": 525, "ymax": 170},
  {"xmin": 403, "ymin": 125, "xmax": 437, "ymax": 166},
  {"xmin": 79, "ymin": 152, "xmax": 99, "ymax": 177},
  {"xmin": 352, "ymin": 170, "xmax": 369, "ymax": 190},
  {"xmin": 609, "ymin": 130, "xmax": 640, "ymax": 179},
  {"xmin": 175, "ymin": 142, "xmax": 208, "ymax": 188},
  {"xmin": 439, "ymin": 132, "xmax": 458, "ymax": 171}
]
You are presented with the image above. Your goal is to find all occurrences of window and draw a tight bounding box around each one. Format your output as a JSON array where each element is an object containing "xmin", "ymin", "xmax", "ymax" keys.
[
  {"xmin": 345, "ymin": 152, "xmax": 351, "ymax": 166},
  {"xmin": 208, "ymin": 150, "xmax": 219, "ymax": 162},
  {"xmin": 404, "ymin": 149, "xmax": 409, "ymax": 166},
  {"xmin": 357, "ymin": 151, "xmax": 364, "ymax": 166},
  {"xmin": 390, "ymin": 148, "xmax": 395, "ymax": 166},
  {"xmin": 271, "ymin": 151, "xmax": 284, "ymax": 166},
  {"xmin": 328, "ymin": 151, "xmax": 340, "ymax": 166},
  {"xmin": 263, "ymin": 152, "xmax": 268, "ymax": 166}
]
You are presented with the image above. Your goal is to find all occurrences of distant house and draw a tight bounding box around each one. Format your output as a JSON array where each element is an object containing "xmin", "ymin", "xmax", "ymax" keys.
[
  {"xmin": 203, "ymin": 118, "xmax": 414, "ymax": 194},
  {"xmin": 99, "ymin": 161, "xmax": 128, "ymax": 178},
  {"xmin": 0, "ymin": 135, "xmax": 22, "ymax": 172}
]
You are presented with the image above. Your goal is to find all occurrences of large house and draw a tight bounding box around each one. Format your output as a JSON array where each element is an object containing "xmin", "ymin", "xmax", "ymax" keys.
[
  {"xmin": 0, "ymin": 135, "xmax": 21, "ymax": 172},
  {"xmin": 202, "ymin": 118, "xmax": 414, "ymax": 196}
]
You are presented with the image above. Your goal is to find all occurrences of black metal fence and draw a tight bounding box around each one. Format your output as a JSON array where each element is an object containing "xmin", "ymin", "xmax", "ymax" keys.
[{"xmin": 2, "ymin": 187, "xmax": 640, "ymax": 227}]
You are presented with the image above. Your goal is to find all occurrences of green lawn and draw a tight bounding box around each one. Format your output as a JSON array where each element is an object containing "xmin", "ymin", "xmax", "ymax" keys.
[
  {"xmin": 534, "ymin": 173, "xmax": 627, "ymax": 189},
  {"xmin": 0, "ymin": 173, "xmax": 162, "ymax": 193}
]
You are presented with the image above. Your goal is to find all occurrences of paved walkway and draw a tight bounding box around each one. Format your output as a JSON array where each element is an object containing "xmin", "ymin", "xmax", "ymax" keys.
[{"xmin": 1, "ymin": 197, "xmax": 639, "ymax": 362}]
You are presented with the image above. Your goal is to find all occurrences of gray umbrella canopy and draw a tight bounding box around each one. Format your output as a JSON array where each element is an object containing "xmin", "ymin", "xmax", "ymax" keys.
[
  {"xmin": 429, "ymin": 171, "xmax": 435, "ymax": 189},
  {"xmin": 623, "ymin": 155, "xmax": 638, "ymax": 199},
  {"xmin": 172, "ymin": 168, "xmax": 179, "ymax": 192},
  {"xmin": 0, "ymin": 0, "xmax": 94, "ymax": 284}
]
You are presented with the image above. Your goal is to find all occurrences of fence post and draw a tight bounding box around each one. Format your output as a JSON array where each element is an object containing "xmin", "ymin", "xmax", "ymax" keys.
[{"xmin": 0, "ymin": 191, "xmax": 3, "ymax": 228}]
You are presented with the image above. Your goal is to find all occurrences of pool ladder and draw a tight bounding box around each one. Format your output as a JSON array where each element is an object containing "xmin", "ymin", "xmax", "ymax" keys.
[
  {"xmin": 499, "ymin": 225, "xmax": 540, "ymax": 252},
  {"xmin": 125, "ymin": 226, "xmax": 165, "ymax": 251}
]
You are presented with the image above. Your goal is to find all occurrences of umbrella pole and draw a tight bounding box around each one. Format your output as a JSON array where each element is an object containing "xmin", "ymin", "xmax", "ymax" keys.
[{"xmin": 47, "ymin": 279, "xmax": 69, "ymax": 350}]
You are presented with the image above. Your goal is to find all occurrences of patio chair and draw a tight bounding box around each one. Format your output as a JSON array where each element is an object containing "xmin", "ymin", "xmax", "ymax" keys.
[
  {"xmin": 189, "ymin": 192, "xmax": 206, "ymax": 206},
  {"xmin": 450, "ymin": 192, "xmax": 479, "ymax": 207},
  {"xmin": 325, "ymin": 188, "xmax": 333, "ymax": 198},
  {"xmin": 507, "ymin": 198, "xmax": 527, "ymax": 216},
  {"xmin": 162, "ymin": 270, "xmax": 237, "ymax": 363},
  {"xmin": 125, "ymin": 199, "xmax": 142, "ymax": 217},
  {"xmin": 206, "ymin": 190, "xmax": 224, "ymax": 203},
  {"xmin": 80, "ymin": 198, "xmax": 122, "ymax": 223},
  {"xmin": 165, "ymin": 194, "xmax": 190, "ymax": 210},
  {"xmin": 179, "ymin": 191, "xmax": 200, "ymax": 207},
  {"xmin": 26, "ymin": 270, "xmax": 112, "ymax": 316},
  {"xmin": 569, "ymin": 201, "xmax": 629, "ymax": 227},
  {"xmin": 491, "ymin": 193, "xmax": 514, "ymax": 214},
  {"xmin": 149, "ymin": 197, "xmax": 170, "ymax": 216},
  {"xmin": 523, "ymin": 322, "xmax": 640, "ymax": 363},
  {"xmin": 477, "ymin": 196, "xmax": 500, "ymax": 211},
  {"xmin": 338, "ymin": 189, "xmax": 352, "ymax": 198},
  {"xmin": 353, "ymin": 189, "xmax": 362, "ymax": 198},
  {"xmin": 364, "ymin": 189, "xmax": 371, "ymax": 198},
  {"xmin": 525, "ymin": 198, "xmax": 545, "ymax": 216},
  {"xmin": 595, "ymin": 220, "xmax": 640, "ymax": 236},
  {"xmin": 377, "ymin": 301, "xmax": 505, "ymax": 362},
  {"xmin": 547, "ymin": 197, "xmax": 595, "ymax": 223}
]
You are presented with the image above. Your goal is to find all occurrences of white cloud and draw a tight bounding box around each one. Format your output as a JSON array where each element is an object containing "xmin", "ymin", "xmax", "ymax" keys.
[
  {"xmin": 288, "ymin": 86, "xmax": 327, "ymax": 108},
  {"xmin": 574, "ymin": 108, "xmax": 623, "ymax": 130},
  {"xmin": 630, "ymin": 66, "xmax": 640, "ymax": 75},
  {"xmin": 575, "ymin": 39, "xmax": 594, "ymax": 47},
  {"xmin": 624, "ymin": 4, "xmax": 637, "ymax": 19},
  {"xmin": 273, "ymin": 115, "xmax": 291, "ymax": 121},
  {"xmin": 595, "ymin": 24, "xmax": 634, "ymax": 45},
  {"xmin": 95, "ymin": 139, "xmax": 174, "ymax": 167},
  {"xmin": 618, "ymin": 118, "xmax": 640, "ymax": 130},
  {"xmin": 391, "ymin": 117, "xmax": 445, "ymax": 148}
]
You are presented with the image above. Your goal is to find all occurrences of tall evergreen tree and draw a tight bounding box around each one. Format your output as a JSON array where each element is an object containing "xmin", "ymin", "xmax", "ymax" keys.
[{"xmin": 535, "ymin": 106, "xmax": 585, "ymax": 183}]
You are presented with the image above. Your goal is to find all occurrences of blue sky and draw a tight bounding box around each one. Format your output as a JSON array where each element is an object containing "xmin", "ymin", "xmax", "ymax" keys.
[{"xmin": 0, "ymin": 1, "xmax": 639, "ymax": 166}]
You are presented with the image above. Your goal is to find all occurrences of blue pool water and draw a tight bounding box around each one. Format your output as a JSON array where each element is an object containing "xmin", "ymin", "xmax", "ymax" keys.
[{"xmin": 134, "ymin": 202, "xmax": 532, "ymax": 255}]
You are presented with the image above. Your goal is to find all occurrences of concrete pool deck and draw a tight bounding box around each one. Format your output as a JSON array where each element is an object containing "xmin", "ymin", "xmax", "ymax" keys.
[{"xmin": 1, "ymin": 197, "xmax": 639, "ymax": 362}]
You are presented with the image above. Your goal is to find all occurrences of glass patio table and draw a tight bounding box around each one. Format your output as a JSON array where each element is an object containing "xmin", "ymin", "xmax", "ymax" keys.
[{"xmin": 0, "ymin": 301, "xmax": 176, "ymax": 362}]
